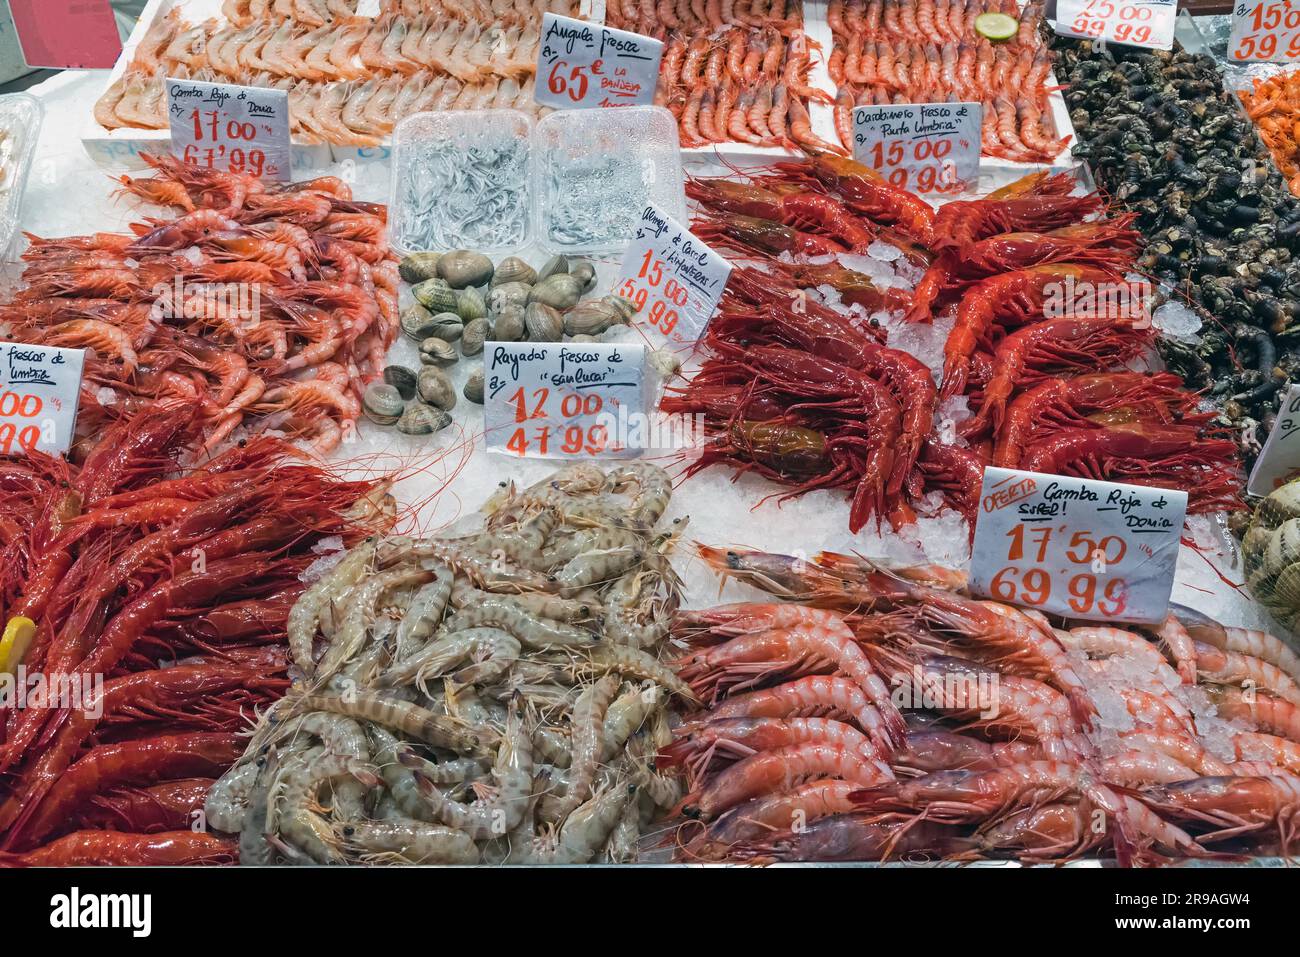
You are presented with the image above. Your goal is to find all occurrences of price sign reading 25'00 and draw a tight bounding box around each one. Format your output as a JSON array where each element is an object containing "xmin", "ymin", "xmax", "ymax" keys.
[
  {"xmin": 969, "ymin": 467, "xmax": 1187, "ymax": 624},
  {"xmin": 616, "ymin": 205, "xmax": 732, "ymax": 346},
  {"xmin": 534, "ymin": 13, "xmax": 663, "ymax": 109},
  {"xmin": 166, "ymin": 78, "xmax": 290, "ymax": 181},
  {"xmin": 1055, "ymin": 0, "xmax": 1177, "ymax": 50},
  {"xmin": 852, "ymin": 103, "xmax": 980, "ymax": 194},
  {"xmin": 1229, "ymin": 1, "xmax": 1300, "ymax": 62}
]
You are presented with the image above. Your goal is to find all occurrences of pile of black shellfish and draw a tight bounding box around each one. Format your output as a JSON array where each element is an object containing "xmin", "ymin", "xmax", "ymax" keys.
[{"xmin": 1056, "ymin": 39, "xmax": 1300, "ymax": 471}]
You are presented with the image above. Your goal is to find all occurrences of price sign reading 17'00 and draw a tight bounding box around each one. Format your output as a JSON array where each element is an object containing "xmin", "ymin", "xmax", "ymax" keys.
[
  {"xmin": 615, "ymin": 205, "xmax": 732, "ymax": 346},
  {"xmin": 1055, "ymin": 0, "xmax": 1177, "ymax": 50},
  {"xmin": 852, "ymin": 102, "xmax": 980, "ymax": 194},
  {"xmin": 1229, "ymin": 1, "xmax": 1300, "ymax": 62},
  {"xmin": 969, "ymin": 467, "xmax": 1186, "ymax": 624},
  {"xmin": 535, "ymin": 13, "xmax": 663, "ymax": 109},
  {"xmin": 166, "ymin": 78, "xmax": 291, "ymax": 181}
]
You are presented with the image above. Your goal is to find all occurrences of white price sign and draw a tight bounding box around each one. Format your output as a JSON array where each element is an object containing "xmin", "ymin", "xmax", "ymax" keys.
[
  {"xmin": 0, "ymin": 342, "xmax": 84, "ymax": 457},
  {"xmin": 1054, "ymin": 0, "xmax": 1177, "ymax": 50},
  {"xmin": 851, "ymin": 102, "xmax": 980, "ymax": 194},
  {"xmin": 167, "ymin": 78, "xmax": 291, "ymax": 182},
  {"xmin": 969, "ymin": 467, "xmax": 1187, "ymax": 624},
  {"xmin": 484, "ymin": 341, "xmax": 647, "ymax": 458},
  {"xmin": 535, "ymin": 13, "xmax": 663, "ymax": 109},
  {"xmin": 1248, "ymin": 383, "xmax": 1300, "ymax": 494},
  {"xmin": 1228, "ymin": 1, "xmax": 1300, "ymax": 61},
  {"xmin": 614, "ymin": 205, "xmax": 732, "ymax": 346}
]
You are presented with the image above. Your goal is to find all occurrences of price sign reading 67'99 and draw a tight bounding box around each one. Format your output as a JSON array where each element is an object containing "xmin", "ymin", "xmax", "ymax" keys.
[
  {"xmin": 534, "ymin": 13, "xmax": 663, "ymax": 109},
  {"xmin": 969, "ymin": 467, "xmax": 1186, "ymax": 624},
  {"xmin": 167, "ymin": 78, "xmax": 290, "ymax": 181}
]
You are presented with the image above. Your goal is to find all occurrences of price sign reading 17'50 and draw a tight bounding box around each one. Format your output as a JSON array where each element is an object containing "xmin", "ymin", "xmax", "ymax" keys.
[
  {"xmin": 534, "ymin": 13, "xmax": 663, "ymax": 109},
  {"xmin": 969, "ymin": 467, "xmax": 1186, "ymax": 624},
  {"xmin": 1229, "ymin": 1, "xmax": 1300, "ymax": 61},
  {"xmin": 167, "ymin": 78, "xmax": 291, "ymax": 181}
]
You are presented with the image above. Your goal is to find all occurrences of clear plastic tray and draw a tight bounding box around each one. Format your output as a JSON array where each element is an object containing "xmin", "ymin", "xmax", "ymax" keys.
[
  {"xmin": 0, "ymin": 93, "xmax": 44, "ymax": 258},
  {"xmin": 532, "ymin": 105, "xmax": 686, "ymax": 257},
  {"xmin": 388, "ymin": 109, "xmax": 533, "ymax": 258}
]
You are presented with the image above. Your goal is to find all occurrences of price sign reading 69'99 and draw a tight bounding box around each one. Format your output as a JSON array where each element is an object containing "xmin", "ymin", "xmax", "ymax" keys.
[
  {"xmin": 1229, "ymin": 1, "xmax": 1300, "ymax": 62},
  {"xmin": 969, "ymin": 467, "xmax": 1186, "ymax": 624},
  {"xmin": 615, "ymin": 205, "xmax": 732, "ymax": 346},
  {"xmin": 167, "ymin": 78, "xmax": 291, "ymax": 181}
]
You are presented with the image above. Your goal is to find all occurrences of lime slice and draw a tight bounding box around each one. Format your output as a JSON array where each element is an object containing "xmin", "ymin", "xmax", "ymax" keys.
[
  {"xmin": 0, "ymin": 616, "xmax": 35, "ymax": 675},
  {"xmin": 975, "ymin": 12, "xmax": 1019, "ymax": 41}
]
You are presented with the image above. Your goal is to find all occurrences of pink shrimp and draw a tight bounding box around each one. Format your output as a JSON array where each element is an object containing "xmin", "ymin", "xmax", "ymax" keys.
[
  {"xmin": 1193, "ymin": 641, "xmax": 1300, "ymax": 706},
  {"xmin": 1154, "ymin": 614, "xmax": 1198, "ymax": 685},
  {"xmin": 1182, "ymin": 619, "xmax": 1300, "ymax": 685}
]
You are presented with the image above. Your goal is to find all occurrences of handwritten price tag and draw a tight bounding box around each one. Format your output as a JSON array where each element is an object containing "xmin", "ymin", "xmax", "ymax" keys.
[
  {"xmin": 167, "ymin": 79, "xmax": 290, "ymax": 182},
  {"xmin": 535, "ymin": 12, "xmax": 663, "ymax": 109},
  {"xmin": 1229, "ymin": 1, "xmax": 1300, "ymax": 61},
  {"xmin": 1055, "ymin": 0, "xmax": 1177, "ymax": 50},
  {"xmin": 0, "ymin": 342, "xmax": 84, "ymax": 457},
  {"xmin": 851, "ymin": 103, "xmax": 980, "ymax": 194},
  {"xmin": 969, "ymin": 467, "xmax": 1187, "ymax": 624},
  {"xmin": 1248, "ymin": 384, "xmax": 1300, "ymax": 494},
  {"xmin": 615, "ymin": 205, "xmax": 731, "ymax": 346},
  {"xmin": 484, "ymin": 342, "xmax": 647, "ymax": 458}
]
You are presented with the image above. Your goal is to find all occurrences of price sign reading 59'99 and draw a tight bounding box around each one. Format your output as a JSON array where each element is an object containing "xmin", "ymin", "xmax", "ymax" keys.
[
  {"xmin": 167, "ymin": 78, "xmax": 290, "ymax": 181},
  {"xmin": 1229, "ymin": 1, "xmax": 1300, "ymax": 62},
  {"xmin": 535, "ymin": 13, "xmax": 663, "ymax": 109},
  {"xmin": 615, "ymin": 205, "xmax": 732, "ymax": 346},
  {"xmin": 969, "ymin": 467, "xmax": 1186, "ymax": 624}
]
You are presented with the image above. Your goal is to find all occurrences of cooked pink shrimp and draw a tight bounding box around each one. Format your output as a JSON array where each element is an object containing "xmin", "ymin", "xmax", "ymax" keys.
[
  {"xmin": 1184, "ymin": 620, "xmax": 1300, "ymax": 685},
  {"xmin": 1153, "ymin": 614, "xmax": 1198, "ymax": 684},
  {"xmin": 679, "ymin": 742, "xmax": 893, "ymax": 820},
  {"xmin": 1193, "ymin": 641, "xmax": 1300, "ymax": 706},
  {"xmin": 1118, "ymin": 730, "xmax": 1231, "ymax": 776},
  {"xmin": 1235, "ymin": 731, "xmax": 1300, "ymax": 773},
  {"xmin": 1102, "ymin": 749, "xmax": 1199, "ymax": 787},
  {"xmin": 1062, "ymin": 627, "xmax": 1182, "ymax": 689}
]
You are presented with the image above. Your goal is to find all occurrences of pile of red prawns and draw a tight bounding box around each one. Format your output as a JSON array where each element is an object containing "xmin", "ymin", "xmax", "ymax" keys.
[
  {"xmin": 665, "ymin": 156, "xmax": 1242, "ymax": 533},
  {"xmin": 1, "ymin": 153, "xmax": 397, "ymax": 455},
  {"xmin": 662, "ymin": 549, "xmax": 1300, "ymax": 864},
  {"xmin": 0, "ymin": 404, "xmax": 388, "ymax": 866}
]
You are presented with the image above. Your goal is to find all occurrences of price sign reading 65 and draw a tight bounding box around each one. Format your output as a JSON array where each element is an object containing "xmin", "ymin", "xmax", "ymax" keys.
[
  {"xmin": 1229, "ymin": 1, "xmax": 1300, "ymax": 62},
  {"xmin": 969, "ymin": 467, "xmax": 1187, "ymax": 624},
  {"xmin": 535, "ymin": 13, "xmax": 663, "ymax": 109}
]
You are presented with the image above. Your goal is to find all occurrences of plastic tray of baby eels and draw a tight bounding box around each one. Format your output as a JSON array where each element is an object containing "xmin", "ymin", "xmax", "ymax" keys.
[
  {"xmin": 532, "ymin": 105, "xmax": 688, "ymax": 258},
  {"xmin": 389, "ymin": 109, "xmax": 534, "ymax": 259},
  {"xmin": 0, "ymin": 93, "xmax": 44, "ymax": 258}
]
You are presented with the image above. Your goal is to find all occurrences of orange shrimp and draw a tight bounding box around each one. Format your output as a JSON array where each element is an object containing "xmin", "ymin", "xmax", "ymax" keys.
[{"xmin": 1193, "ymin": 641, "xmax": 1300, "ymax": 706}]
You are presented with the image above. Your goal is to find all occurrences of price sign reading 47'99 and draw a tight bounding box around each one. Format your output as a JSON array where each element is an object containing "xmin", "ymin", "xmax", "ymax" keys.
[
  {"xmin": 615, "ymin": 205, "xmax": 732, "ymax": 346},
  {"xmin": 535, "ymin": 13, "xmax": 663, "ymax": 109},
  {"xmin": 852, "ymin": 103, "xmax": 980, "ymax": 194},
  {"xmin": 1055, "ymin": 0, "xmax": 1177, "ymax": 50},
  {"xmin": 969, "ymin": 467, "xmax": 1187, "ymax": 624},
  {"xmin": 167, "ymin": 78, "xmax": 290, "ymax": 181},
  {"xmin": 1229, "ymin": 1, "xmax": 1300, "ymax": 62}
]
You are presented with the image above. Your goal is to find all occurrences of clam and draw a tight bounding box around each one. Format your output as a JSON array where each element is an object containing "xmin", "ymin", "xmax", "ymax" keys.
[
  {"xmin": 1260, "ymin": 480, "xmax": 1300, "ymax": 530},
  {"xmin": 417, "ymin": 366, "xmax": 457, "ymax": 410},
  {"xmin": 493, "ymin": 303, "xmax": 525, "ymax": 342},
  {"xmin": 461, "ymin": 317, "xmax": 490, "ymax": 356},
  {"xmin": 488, "ymin": 281, "xmax": 531, "ymax": 314},
  {"xmin": 401, "ymin": 303, "xmax": 440, "ymax": 341},
  {"xmin": 524, "ymin": 302, "xmax": 564, "ymax": 342},
  {"xmin": 383, "ymin": 365, "xmax": 418, "ymax": 399},
  {"xmin": 537, "ymin": 255, "xmax": 569, "ymax": 282},
  {"xmin": 568, "ymin": 334, "xmax": 600, "ymax": 343},
  {"xmin": 437, "ymin": 250, "xmax": 494, "ymax": 289},
  {"xmin": 362, "ymin": 383, "xmax": 404, "ymax": 426},
  {"xmin": 1262, "ymin": 518, "xmax": 1300, "ymax": 580},
  {"xmin": 397, "ymin": 402, "xmax": 452, "ymax": 435},
  {"xmin": 398, "ymin": 252, "xmax": 441, "ymax": 284},
  {"xmin": 528, "ymin": 274, "xmax": 582, "ymax": 310},
  {"xmin": 570, "ymin": 260, "xmax": 596, "ymax": 292},
  {"xmin": 563, "ymin": 298, "xmax": 627, "ymax": 337},
  {"xmin": 412, "ymin": 278, "xmax": 459, "ymax": 314},
  {"xmin": 456, "ymin": 286, "xmax": 486, "ymax": 323},
  {"xmin": 418, "ymin": 337, "xmax": 459, "ymax": 367},
  {"xmin": 424, "ymin": 313, "xmax": 464, "ymax": 342},
  {"xmin": 606, "ymin": 294, "xmax": 640, "ymax": 321},
  {"xmin": 464, "ymin": 368, "xmax": 484, "ymax": 404},
  {"xmin": 491, "ymin": 256, "xmax": 537, "ymax": 287},
  {"xmin": 1242, "ymin": 523, "xmax": 1273, "ymax": 575}
]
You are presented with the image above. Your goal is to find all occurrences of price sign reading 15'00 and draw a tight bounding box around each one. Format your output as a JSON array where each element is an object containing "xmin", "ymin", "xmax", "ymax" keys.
[
  {"xmin": 969, "ymin": 467, "xmax": 1187, "ymax": 624},
  {"xmin": 1055, "ymin": 0, "xmax": 1177, "ymax": 50},
  {"xmin": 1229, "ymin": 1, "xmax": 1300, "ymax": 62},
  {"xmin": 166, "ymin": 79, "xmax": 290, "ymax": 181},
  {"xmin": 851, "ymin": 102, "xmax": 980, "ymax": 194}
]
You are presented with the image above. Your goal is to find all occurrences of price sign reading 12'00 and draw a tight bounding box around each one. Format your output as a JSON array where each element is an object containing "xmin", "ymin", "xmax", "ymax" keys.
[
  {"xmin": 1229, "ymin": 1, "xmax": 1300, "ymax": 62},
  {"xmin": 968, "ymin": 467, "xmax": 1186, "ymax": 624},
  {"xmin": 166, "ymin": 79, "xmax": 291, "ymax": 181},
  {"xmin": 534, "ymin": 13, "xmax": 663, "ymax": 109}
]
